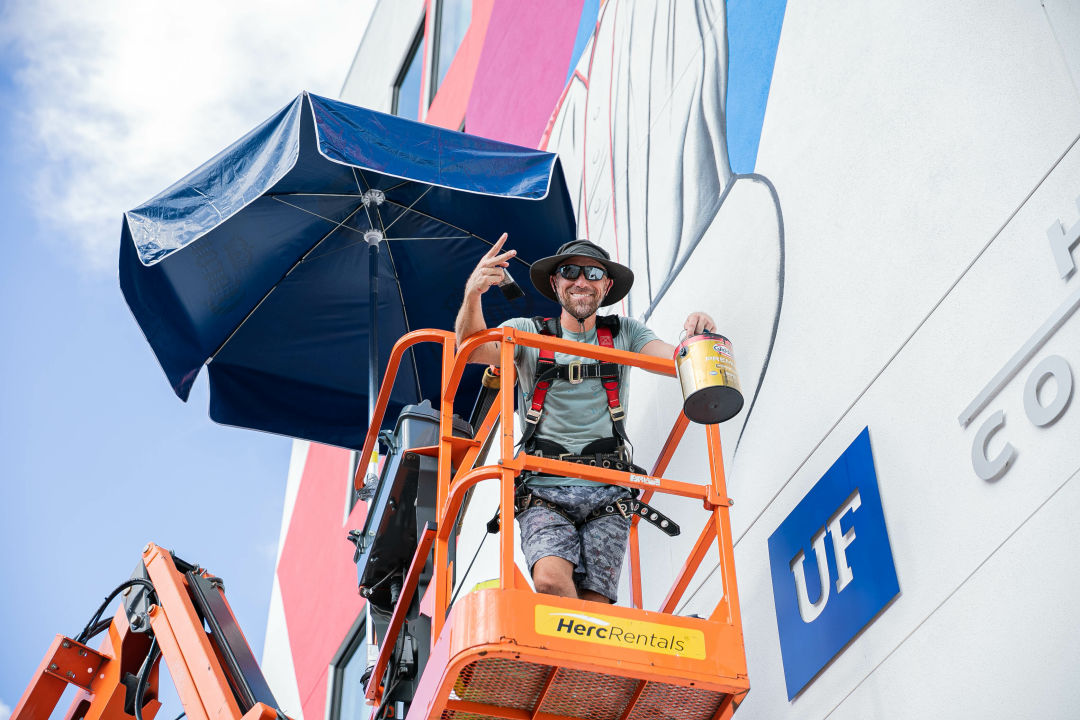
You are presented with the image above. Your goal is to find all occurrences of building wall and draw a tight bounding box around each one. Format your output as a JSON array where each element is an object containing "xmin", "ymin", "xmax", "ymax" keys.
[
  {"xmin": 340, "ymin": 0, "xmax": 425, "ymax": 113},
  {"xmin": 263, "ymin": 440, "xmax": 368, "ymax": 720},
  {"xmin": 265, "ymin": 1, "xmax": 1080, "ymax": 717}
]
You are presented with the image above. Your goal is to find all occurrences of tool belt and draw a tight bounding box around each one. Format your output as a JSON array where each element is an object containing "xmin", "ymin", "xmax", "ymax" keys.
[
  {"xmin": 525, "ymin": 437, "xmax": 645, "ymax": 474},
  {"xmin": 513, "ymin": 490, "xmax": 680, "ymax": 537},
  {"xmin": 515, "ymin": 438, "xmax": 679, "ymax": 536},
  {"xmin": 530, "ymin": 444, "xmax": 642, "ymax": 473}
]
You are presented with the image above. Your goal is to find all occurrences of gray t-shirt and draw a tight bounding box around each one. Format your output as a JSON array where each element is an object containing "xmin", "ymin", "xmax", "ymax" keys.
[{"xmin": 500, "ymin": 316, "xmax": 660, "ymax": 486}]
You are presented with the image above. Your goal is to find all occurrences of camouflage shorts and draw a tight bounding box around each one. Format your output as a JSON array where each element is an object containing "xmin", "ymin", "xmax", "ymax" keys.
[{"xmin": 516, "ymin": 484, "xmax": 632, "ymax": 602}]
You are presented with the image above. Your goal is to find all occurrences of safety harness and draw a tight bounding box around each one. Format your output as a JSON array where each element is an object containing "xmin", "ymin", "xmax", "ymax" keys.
[
  {"xmin": 519, "ymin": 315, "xmax": 628, "ymax": 449},
  {"xmin": 509, "ymin": 316, "xmax": 679, "ymax": 537}
]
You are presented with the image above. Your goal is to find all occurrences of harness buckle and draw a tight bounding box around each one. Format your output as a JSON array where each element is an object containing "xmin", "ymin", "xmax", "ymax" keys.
[
  {"xmin": 513, "ymin": 491, "xmax": 533, "ymax": 515},
  {"xmin": 525, "ymin": 407, "xmax": 542, "ymax": 424},
  {"xmin": 615, "ymin": 498, "xmax": 632, "ymax": 519},
  {"xmin": 567, "ymin": 360, "xmax": 583, "ymax": 384},
  {"xmin": 609, "ymin": 404, "xmax": 626, "ymax": 422}
]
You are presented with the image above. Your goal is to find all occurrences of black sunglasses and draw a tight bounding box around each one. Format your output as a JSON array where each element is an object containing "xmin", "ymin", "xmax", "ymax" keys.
[{"xmin": 556, "ymin": 264, "xmax": 608, "ymax": 281}]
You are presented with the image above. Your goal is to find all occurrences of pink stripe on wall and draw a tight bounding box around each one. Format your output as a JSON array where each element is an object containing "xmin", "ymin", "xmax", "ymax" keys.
[
  {"xmin": 466, "ymin": 0, "xmax": 586, "ymax": 148},
  {"xmin": 276, "ymin": 443, "xmax": 367, "ymax": 720}
]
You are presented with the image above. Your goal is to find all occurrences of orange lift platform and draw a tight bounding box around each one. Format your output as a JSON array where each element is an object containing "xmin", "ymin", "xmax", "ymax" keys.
[{"xmin": 354, "ymin": 327, "xmax": 750, "ymax": 720}]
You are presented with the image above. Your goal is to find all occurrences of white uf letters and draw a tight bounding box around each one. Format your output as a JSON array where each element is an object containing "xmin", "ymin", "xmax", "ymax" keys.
[{"xmin": 789, "ymin": 491, "xmax": 861, "ymax": 622}]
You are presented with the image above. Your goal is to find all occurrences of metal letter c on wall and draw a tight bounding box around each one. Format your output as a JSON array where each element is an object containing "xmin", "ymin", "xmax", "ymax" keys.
[{"xmin": 971, "ymin": 409, "xmax": 1016, "ymax": 482}]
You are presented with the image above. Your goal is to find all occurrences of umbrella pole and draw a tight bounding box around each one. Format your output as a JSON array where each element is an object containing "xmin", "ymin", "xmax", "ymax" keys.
[{"xmin": 367, "ymin": 236, "xmax": 381, "ymax": 431}]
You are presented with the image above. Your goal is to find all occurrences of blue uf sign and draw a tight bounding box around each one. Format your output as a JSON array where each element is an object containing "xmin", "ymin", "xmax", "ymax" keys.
[{"xmin": 767, "ymin": 427, "xmax": 899, "ymax": 699}]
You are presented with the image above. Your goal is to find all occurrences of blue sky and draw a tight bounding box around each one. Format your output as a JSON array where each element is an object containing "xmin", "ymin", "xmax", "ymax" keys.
[{"xmin": 0, "ymin": 2, "xmax": 373, "ymax": 715}]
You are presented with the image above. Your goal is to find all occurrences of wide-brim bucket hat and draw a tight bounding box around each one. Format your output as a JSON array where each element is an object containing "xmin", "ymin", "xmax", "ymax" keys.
[{"xmin": 529, "ymin": 239, "xmax": 634, "ymax": 306}]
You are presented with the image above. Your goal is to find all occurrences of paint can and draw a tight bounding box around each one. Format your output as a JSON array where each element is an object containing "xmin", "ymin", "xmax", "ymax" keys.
[{"xmin": 674, "ymin": 332, "xmax": 744, "ymax": 424}]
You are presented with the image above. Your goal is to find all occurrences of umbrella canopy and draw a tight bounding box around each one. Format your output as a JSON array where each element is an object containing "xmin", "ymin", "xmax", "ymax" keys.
[{"xmin": 120, "ymin": 92, "xmax": 571, "ymax": 450}]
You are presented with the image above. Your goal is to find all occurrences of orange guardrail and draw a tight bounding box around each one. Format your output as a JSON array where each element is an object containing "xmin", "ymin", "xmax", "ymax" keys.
[{"xmin": 357, "ymin": 327, "xmax": 748, "ymax": 720}]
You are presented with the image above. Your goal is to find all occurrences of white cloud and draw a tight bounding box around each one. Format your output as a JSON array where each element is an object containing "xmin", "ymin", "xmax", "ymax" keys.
[
  {"xmin": 0, "ymin": 699, "xmax": 10, "ymax": 720},
  {"xmin": 0, "ymin": 0, "xmax": 376, "ymax": 271}
]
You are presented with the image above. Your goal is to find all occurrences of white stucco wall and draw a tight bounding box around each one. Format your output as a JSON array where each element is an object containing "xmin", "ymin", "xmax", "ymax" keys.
[
  {"xmin": 261, "ymin": 439, "xmax": 309, "ymax": 717},
  {"xmin": 340, "ymin": 0, "xmax": 426, "ymax": 115},
  {"xmin": 633, "ymin": 1, "xmax": 1080, "ymax": 716}
]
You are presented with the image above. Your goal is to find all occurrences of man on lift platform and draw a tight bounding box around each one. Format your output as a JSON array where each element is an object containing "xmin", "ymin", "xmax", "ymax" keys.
[{"xmin": 455, "ymin": 234, "xmax": 715, "ymax": 604}]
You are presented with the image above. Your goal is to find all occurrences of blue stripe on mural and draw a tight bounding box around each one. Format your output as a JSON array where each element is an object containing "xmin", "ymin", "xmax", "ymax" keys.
[
  {"xmin": 725, "ymin": 0, "xmax": 787, "ymax": 173},
  {"xmin": 566, "ymin": 0, "xmax": 601, "ymax": 85}
]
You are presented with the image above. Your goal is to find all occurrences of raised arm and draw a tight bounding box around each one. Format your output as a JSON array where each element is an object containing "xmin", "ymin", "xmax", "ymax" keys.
[
  {"xmin": 454, "ymin": 233, "xmax": 516, "ymax": 366},
  {"xmin": 640, "ymin": 311, "xmax": 717, "ymax": 362}
]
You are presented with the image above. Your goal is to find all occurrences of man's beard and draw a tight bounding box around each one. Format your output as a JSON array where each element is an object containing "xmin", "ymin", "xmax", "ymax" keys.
[{"xmin": 557, "ymin": 284, "xmax": 602, "ymax": 321}]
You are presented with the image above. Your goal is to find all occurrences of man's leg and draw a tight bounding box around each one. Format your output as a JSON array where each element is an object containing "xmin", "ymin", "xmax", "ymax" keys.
[
  {"xmin": 577, "ymin": 499, "xmax": 633, "ymax": 604},
  {"xmin": 518, "ymin": 501, "xmax": 582, "ymax": 599},
  {"xmin": 531, "ymin": 556, "xmax": 578, "ymax": 598},
  {"xmin": 533, "ymin": 557, "xmax": 613, "ymax": 602},
  {"xmin": 521, "ymin": 485, "xmax": 630, "ymax": 603},
  {"xmin": 579, "ymin": 588, "xmax": 615, "ymax": 603}
]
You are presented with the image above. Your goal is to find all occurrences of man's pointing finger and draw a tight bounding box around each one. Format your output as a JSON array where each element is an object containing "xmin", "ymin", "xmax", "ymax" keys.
[{"xmin": 487, "ymin": 232, "xmax": 508, "ymax": 257}]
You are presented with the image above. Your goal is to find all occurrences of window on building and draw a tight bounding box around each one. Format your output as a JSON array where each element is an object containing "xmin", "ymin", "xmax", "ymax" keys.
[
  {"xmin": 392, "ymin": 27, "xmax": 425, "ymax": 120},
  {"xmin": 328, "ymin": 613, "xmax": 373, "ymax": 720},
  {"xmin": 430, "ymin": 0, "xmax": 472, "ymax": 100}
]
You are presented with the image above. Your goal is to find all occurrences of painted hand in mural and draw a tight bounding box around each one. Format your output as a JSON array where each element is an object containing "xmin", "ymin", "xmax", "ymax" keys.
[
  {"xmin": 545, "ymin": 0, "xmax": 733, "ymax": 310},
  {"xmin": 543, "ymin": 0, "xmax": 784, "ymax": 452}
]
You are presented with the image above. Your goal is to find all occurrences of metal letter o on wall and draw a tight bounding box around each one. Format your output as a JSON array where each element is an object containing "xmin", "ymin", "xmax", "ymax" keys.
[{"xmin": 1023, "ymin": 355, "xmax": 1073, "ymax": 427}]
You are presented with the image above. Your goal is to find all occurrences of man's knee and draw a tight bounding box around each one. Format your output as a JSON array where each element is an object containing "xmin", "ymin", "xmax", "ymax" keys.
[{"xmin": 532, "ymin": 555, "xmax": 577, "ymax": 598}]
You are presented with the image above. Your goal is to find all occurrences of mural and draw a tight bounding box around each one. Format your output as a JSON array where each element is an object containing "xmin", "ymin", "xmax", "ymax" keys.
[{"xmin": 542, "ymin": 0, "xmax": 787, "ymax": 448}]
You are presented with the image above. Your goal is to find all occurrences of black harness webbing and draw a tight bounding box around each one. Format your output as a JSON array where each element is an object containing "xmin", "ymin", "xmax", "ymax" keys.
[{"xmin": 512, "ymin": 491, "xmax": 680, "ymax": 537}]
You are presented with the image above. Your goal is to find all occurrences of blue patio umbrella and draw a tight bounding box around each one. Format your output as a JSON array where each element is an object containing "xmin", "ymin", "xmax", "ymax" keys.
[{"xmin": 120, "ymin": 92, "xmax": 571, "ymax": 451}]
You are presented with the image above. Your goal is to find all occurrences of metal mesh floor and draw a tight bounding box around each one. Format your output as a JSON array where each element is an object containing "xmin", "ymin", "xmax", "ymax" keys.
[{"xmin": 442, "ymin": 656, "xmax": 729, "ymax": 720}]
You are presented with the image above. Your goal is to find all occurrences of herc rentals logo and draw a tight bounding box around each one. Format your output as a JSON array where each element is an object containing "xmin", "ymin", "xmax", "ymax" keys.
[
  {"xmin": 767, "ymin": 428, "xmax": 899, "ymax": 700},
  {"xmin": 535, "ymin": 605, "xmax": 705, "ymax": 659}
]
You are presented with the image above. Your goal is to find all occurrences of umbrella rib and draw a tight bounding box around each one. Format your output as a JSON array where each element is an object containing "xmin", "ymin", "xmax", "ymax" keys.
[
  {"xmin": 267, "ymin": 192, "xmax": 364, "ymax": 198},
  {"xmin": 380, "ymin": 199, "xmax": 481, "ymax": 241},
  {"xmin": 271, "ymin": 196, "xmax": 371, "ymax": 236},
  {"xmin": 353, "ymin": 168, "xmax": 376, "ymax": 229},
  {"xmin": 207, "ymin": 202, "xmax": 365, "ymax": 363},
  {"xmin": 373, "ymin": 200, "xmax": 388, "ymax": 237},
  {"xmin": 190, "ymin": 186, "xmax": 225, "ymax": 220},
  {"xmin": 382, "ymin": 236, "xmax": 472, "ymax": 241},
  {"xmin": 379, "ymin": 201, "xmax": 535, "ymax": 270},
  {"xmin": 353, "ymin": 167, "xmax": 370, "ymax": 193},
  {"xmin": 382, "ymin": 184, "xmax": 432, "ymax": 234},
  {"xmin": 381, "ymin": 241, "xmax": 425, "ymax": 402},
  {"xmin": 303, "ymin": 236, "xmax": 473, "ymax": 266},
  {"xmin": 381, "ymin": 179, "xmax": 411, "ymax": 194},
  {"xmin": 269, "ymin": 186, "xmax": 520, "ymax": 263},
  {"xmin": 263, "ymin": 182, "xmax": 422, "ymax": 201}
]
